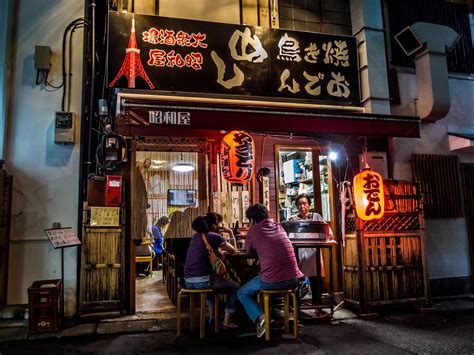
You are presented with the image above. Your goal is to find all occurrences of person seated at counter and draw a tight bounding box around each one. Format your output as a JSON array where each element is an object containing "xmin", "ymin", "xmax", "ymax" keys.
[
  {"xmin": 237, "ymin": 203, "xmax": 304, "ymax": 338},
  {"xmin": 205, "ymin": 212, "xmax": 237, "ymax": 249},
  {"xmin": 289, "ymin": 193, "xmax": 335, "ymax": 308},
  {"xmin": 184, "ymin": 214, "xmax": 240, "ymax": 329}
]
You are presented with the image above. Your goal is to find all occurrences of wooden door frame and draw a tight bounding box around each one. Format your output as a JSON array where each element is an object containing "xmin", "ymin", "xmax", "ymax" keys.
[
  {"xmin": 461, "ymin": 163, "xmax": 474, "ymax": 287},
  {"xmin": 274, "ymin": 144, "xmax": 342, "ymax": 291},
  {"xmin": 128, "ymin": 138, "xmax": 210, "ymax": 313},
  {"xmin": 273, "ymin": 144, "xmax": 326, "ymax": 222}
]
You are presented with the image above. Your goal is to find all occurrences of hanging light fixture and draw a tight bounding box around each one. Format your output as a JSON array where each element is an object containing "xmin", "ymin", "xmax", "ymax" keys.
[
  {"xmin": 220, "ymin": 130, "xmax": 255, "ymax": 184},
  {"xmin": 172, "ymin": 164, "xmax": 194, "ymax": 172},
  {"xmin": 353, "ymin": 141, "xmax": 385, "ymax": 221},
  {"xmin": 172, "ymin": 153, "xmax": 195, "ymax": 172}
]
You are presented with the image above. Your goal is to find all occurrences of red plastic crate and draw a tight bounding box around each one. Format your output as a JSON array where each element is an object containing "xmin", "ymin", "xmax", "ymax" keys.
[{"xmin": 28, "ymin": 279, "xmax": 62, "ymax": 333}]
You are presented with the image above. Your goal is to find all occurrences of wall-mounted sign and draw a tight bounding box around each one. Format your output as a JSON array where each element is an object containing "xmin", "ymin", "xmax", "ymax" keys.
[
  {"xmin": 231, "ymin": 191, "xmax": 240, "ymax": 223},
  {"xmin": 90, "ymin": 207, "xmax": 120, "ymax": 226},
  {"xmin": 220, "ymin": 192, "xmax": 230, "ymax": 223},
  {"xmin": 262, "ymin": 176, "xmax": 270, "ymax": 212},
  {"xmin": 108, "ymin": 12, "xmax": 359, "ymax": 104},
  {"xmin": 149, "ymin": 111, "xmax": 191, "ymax": 125},
  {"xmin": 242, "ymin": 190, "xmax": 250, "ymax": 223}
]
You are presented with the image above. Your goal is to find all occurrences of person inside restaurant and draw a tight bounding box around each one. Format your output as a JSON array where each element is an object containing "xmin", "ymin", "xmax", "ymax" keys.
[
  {"xmin": 237, "ymin": 203, "xmax": 304, "ymax": 338},
  {"xmin": 206, "ymin": 212, "xmax": 237, "ymax": 249},
  {"xmin": 184, "ymin": 214, "xmax": 240, "ymax": 329},
  {"xmin": 152, "ymin": 215, "xmax": 169, "ymax": 269},
  {"xmin": 289, "ymin": 193, "xmax": 335, "ymax": 310}
]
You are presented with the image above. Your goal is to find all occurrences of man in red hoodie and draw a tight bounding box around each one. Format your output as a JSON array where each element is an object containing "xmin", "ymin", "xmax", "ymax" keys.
[{"xmin": 237, "ymin": 203, "xmax": 304, "ymax": 338}]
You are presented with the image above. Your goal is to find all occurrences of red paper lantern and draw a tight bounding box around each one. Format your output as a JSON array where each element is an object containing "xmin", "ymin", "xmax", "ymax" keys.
[
  {"xmin": 353, "ymin": 168, "xmax": 385, "ymax": 221},
  {"xmin": 220, "ymin": 130, "xmax": 255, "ymax": 183}
]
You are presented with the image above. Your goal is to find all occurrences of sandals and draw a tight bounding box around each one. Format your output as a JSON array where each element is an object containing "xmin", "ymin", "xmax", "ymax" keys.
[
  {"xmin": 314, "ymin": 309, "xmax": 331, "ymax": 320},
  {"xmin": 221, "ymin": 323, "xmax": 239, "ymax": 330}
]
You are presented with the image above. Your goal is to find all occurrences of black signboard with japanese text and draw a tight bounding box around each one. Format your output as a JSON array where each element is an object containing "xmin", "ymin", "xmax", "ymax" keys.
[{"xmin": 108, "ymin": 12, "xmax": 359, "ymax": 104}]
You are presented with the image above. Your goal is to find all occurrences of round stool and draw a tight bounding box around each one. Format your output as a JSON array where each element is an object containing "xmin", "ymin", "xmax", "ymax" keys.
[
  {"xmin": 257, "ymin": 289, "xmax": 298, "ymax": 341},
  {"xmin": 176, "ymin": 288, "xmax": 219, "ymax": 339}
]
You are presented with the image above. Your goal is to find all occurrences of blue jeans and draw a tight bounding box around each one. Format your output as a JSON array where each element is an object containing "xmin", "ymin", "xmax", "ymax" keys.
[
  {"xmin": 237, "ymin": 276, "xmax": 299, "ymax": 323},
  {"xmin": 185, "ymin": 275, "xmax": 239, "ymax": 314}
]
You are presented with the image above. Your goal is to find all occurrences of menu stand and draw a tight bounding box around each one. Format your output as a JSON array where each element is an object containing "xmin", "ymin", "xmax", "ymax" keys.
[{"xmin": 44, "ymin": 227, "xmax": 82, "ymax": 318}]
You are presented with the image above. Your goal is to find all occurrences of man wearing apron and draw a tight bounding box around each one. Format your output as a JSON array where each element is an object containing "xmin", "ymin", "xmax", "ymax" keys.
[{"xmin": 289, "ymin": 193, "xmax": 334, "ymax": 308}]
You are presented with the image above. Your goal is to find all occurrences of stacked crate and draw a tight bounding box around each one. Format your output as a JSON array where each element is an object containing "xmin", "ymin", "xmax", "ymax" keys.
[
  {"xmin": 343, "ymin": 180, "xmax": 429, "ymax": 313},
  {"xmin": 28, "ymin": 279, "xmax": 62, "ymax": 333}
]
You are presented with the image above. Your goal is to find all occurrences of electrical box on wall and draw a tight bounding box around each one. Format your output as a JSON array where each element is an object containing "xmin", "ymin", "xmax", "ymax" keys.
[
  {"xmin": 54, "ymin": 112, "xmax": 75, "ymax": 144},
  {"xmin": 34, "ymin": 45, "xmax": 52, "ymax": 70},
  {"xmin": 359, "ymin": 152, "xmax": 388, "ymax": 179},
  {"xmin": 106, "ymin": 176, "xmax": 123, "ymax": 207}
]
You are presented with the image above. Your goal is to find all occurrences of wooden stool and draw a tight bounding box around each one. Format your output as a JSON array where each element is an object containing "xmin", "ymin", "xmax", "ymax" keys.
[
  {"xmin": 257, "ymin": 289, "xmax": 298, "ymax": 341},
  {"xmin": 176, "ymin": 288, "xmax": 219, "ymax": 339}
]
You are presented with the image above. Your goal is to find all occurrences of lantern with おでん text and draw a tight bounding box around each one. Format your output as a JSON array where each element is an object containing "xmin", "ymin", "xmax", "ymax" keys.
[
  {"xmin": 220, "ymin": 131, "xmax": 255, "ymax": 184},
  {"xmin": 353, "ymin": 169, "xmax": 385, "ymax": 221}
]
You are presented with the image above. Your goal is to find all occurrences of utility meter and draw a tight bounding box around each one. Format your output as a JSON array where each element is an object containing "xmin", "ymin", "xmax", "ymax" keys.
[{"xmin": 54, "ymin": 112, "xmax": 75, "ymax": 144}]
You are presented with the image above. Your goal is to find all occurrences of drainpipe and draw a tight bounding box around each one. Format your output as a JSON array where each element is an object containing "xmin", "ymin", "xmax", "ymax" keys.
[{"xmin": 395, "ymin": 22, "xmax": 460, "ymax": 122}]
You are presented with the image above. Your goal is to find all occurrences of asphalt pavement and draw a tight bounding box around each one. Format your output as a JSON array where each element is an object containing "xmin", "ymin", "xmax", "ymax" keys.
[{"xmin": 1, "ymin": 297, "xmax": 474, "ymax": 354}]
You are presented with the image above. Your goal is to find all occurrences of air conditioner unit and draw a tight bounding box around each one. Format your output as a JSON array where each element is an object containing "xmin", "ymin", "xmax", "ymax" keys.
[{"xmin": 359, "ymin": 152, "xmax": 388, "ymax": 179}]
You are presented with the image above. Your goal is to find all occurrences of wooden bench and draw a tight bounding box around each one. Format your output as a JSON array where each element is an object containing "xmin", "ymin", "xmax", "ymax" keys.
[{"xmin": 135, "ymin": 255, "xmax": 153, "ymax": 277}]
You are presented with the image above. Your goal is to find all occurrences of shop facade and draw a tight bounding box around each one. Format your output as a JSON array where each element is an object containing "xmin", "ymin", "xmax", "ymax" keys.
[{"xmin": 1, "ymin": 0, "xmax": 473, "ymax": 319}]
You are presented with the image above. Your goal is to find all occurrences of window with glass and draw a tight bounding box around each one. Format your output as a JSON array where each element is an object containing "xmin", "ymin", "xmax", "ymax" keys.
[
  {"xmin": 278, "ymin": 0, "xmax": 352, "ymax": 35},
  {"xmin": 276, "ymin": 146, "xmax": 332, "ymax": 222},
  {"xmin": 136, "ymin": 151, "xmax": 202, "ymax": 236}
]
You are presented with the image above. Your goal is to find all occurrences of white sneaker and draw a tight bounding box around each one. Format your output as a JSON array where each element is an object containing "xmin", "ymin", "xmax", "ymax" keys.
[{"xmin": 256, "ymin": 318, "xmax": 266, "ymax": 338}]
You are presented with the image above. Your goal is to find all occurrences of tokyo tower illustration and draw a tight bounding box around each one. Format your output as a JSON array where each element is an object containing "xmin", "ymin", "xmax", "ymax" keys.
[{"xmin": 109, "ymin": 17, "xmax": 154, "ymax": 89}]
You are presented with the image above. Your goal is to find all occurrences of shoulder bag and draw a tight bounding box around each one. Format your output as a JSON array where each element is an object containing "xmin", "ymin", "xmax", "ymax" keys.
[{"xmin": 201, "ymin": 233, "xmax": 226, "ymax": 277}]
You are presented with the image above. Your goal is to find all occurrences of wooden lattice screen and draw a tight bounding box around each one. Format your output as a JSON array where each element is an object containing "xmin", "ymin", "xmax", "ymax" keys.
[
  {"xmin": 411, "ymin": 154, "xmax": 463, "ymax": 218},
  {"xmin": 343, "ymin": 180, "xmax": 429, "ymax": 313}
]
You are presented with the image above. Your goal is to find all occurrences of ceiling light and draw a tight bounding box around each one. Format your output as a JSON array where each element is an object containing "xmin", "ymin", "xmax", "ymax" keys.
[
  {"xmin": 329, "ymin": 151, "xmax": 338, "ymax": 161},
  {"xmin": 172, "ymin": 163, "xmax": 195, "ymax": 172}
]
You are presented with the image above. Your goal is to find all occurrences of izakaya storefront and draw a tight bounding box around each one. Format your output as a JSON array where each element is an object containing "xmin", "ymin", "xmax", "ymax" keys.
[{"xmin": 79, "ymin": 11, "xmax": 420, "ymax": 315}]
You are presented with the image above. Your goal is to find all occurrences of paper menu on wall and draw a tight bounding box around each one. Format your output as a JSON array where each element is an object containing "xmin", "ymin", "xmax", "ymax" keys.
[
  {"xmin": 242, "ymin": 191, "xmax": 250, "ymax": 223},
  {"xmin": 90, "ymin": 207, "xmax": 120, "ymax": 226},
  {"xmin": 231, "ymin": 191, "xmax": 240, "ymax": 223},
  {"xmin": 262, "ymin": 176, "xmax": 270, "ymax": 212}
]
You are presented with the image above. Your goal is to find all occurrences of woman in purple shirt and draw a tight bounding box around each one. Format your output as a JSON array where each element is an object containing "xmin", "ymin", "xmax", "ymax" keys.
[{"xmin": 184, "ymin": 213, "xmax": 239, "ymax": 329}]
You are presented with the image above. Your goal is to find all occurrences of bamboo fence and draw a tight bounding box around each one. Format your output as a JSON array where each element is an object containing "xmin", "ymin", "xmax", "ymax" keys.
[{"xmin": 343, "ymin": 180, "xmax": 429, "ymax": 312}]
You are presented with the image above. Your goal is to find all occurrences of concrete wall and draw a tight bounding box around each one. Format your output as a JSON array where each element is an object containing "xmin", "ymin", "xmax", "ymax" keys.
[
  {"xmin": 159, "ymin": 0, "xmax": 240, "ymax": 24},
  {"xmin": 6, "ymin": 0, "xmax": 84, "ymax": 316},
  {"xmin": 0, "ymin": 0, "xmax": 14, "ymax": 160},
  {"xmin": 391, "ymin": 71, "xmax": 474, "ymax": 282}
]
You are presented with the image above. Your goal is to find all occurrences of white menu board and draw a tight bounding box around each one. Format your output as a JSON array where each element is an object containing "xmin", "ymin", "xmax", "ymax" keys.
[{"xmin": 44, "ymin": 228, "xmax": 81, "ymax": 249}]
